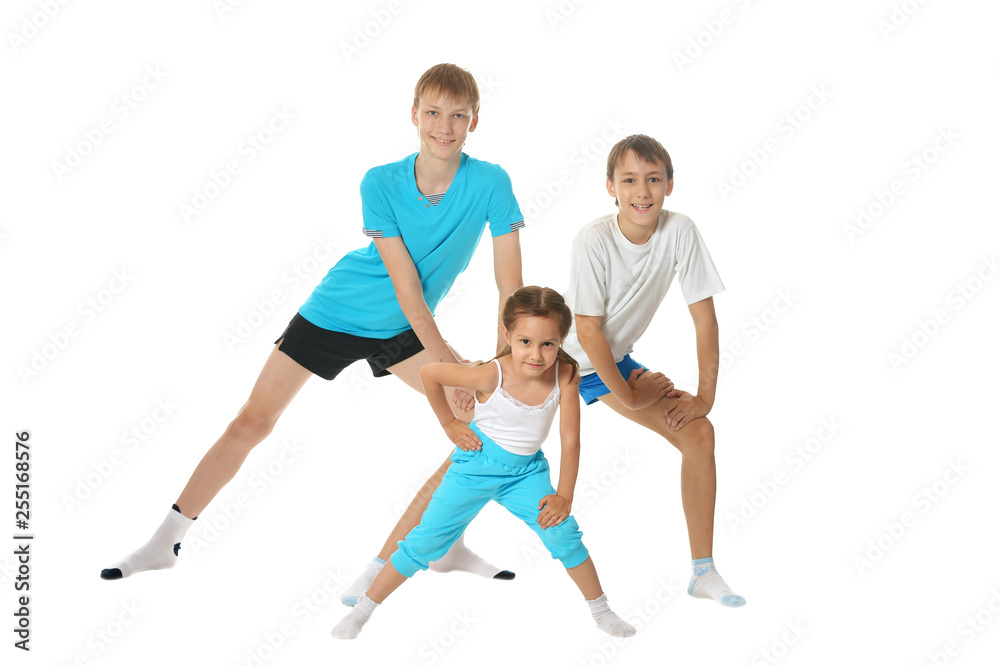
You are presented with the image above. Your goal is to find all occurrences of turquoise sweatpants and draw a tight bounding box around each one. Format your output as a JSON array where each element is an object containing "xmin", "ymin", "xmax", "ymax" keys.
[{"xmin": 391, "ymin": 421, "xmax": 590, "ymax": 578}]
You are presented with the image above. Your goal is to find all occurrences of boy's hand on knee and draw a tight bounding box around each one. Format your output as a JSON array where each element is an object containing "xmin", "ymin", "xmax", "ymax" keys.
[
  {"xmin": 537, "ymin": 494, "xmax": 571, "ymax": 530},
  {"xmin": 451, "ymin": 388, "xmax": 476, "ymax": 414},
  {"xmin": 626, "ymin": 368, "xmax": 674, "ymax": 410},
  {"xmin": 444, "ymin": 419, "xmax": 482, "ymax": 451},
  {"xmin": 664, "ymin": 393, "xmax": 709, "ymax": 431}
]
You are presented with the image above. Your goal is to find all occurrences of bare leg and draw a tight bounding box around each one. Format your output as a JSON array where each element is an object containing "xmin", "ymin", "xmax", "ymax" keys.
[
  {"xmin": 102, "ymin": 344, "xmax": 313, "ymax": 579},
  {"xmin": 176, "ymin": 344, "xmax": 314, "ymax": 516},
  {"xmin": 366, "ymin": 559, "xmax": 408, "ymax": 603},
  {"xmin": 565, "ymin": 556, "xmax": 603, "ymax": 600},
  {"xmin": 596, "ymin": 391, "xmax": 716, "ymax": 559},
  {"xmin": 375, "ymin": 348, "xmax": 474, "ymax": 558}
]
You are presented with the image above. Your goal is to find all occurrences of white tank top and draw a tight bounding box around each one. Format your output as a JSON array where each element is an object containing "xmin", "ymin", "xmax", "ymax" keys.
[{"xmin": 474, "ymin": 358, "xmax": 561, "ymax": 456}]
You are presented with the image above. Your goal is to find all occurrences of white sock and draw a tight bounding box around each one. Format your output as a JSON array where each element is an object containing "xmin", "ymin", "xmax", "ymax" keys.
[
  {"xmin": 341, "ymin": 557, "xmax": 385, "ymax": 607},
  {"xmin": 331, "ymin": 594, "xmax": 379, "ymax": 639},
  {"xmin": 428, "ymin": 535, "xmax": 514, "ymax": 580},
  {"xmin": 587, "ymin": 593, "xmax": 636, "ymax": 637},
  {"xmin": 688, "ymin": 557, "xmax": 745, "ymax": 607},
  {"xmin": 101, "ymin": 506, "xmax": 196, "ymax": 580}
]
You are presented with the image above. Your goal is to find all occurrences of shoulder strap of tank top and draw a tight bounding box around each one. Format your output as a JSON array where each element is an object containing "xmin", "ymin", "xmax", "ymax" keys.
[{"xmin": 492, "ymin": 357, "xmax": 503, "ymax": 391}]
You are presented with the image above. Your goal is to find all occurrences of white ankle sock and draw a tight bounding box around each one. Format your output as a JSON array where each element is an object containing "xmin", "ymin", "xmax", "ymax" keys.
[
  {"xmin": 341, "ymin": 557, "xmax": 385, "ymax": 607},
  {"xmin": 428, "ymin": 535, "xmax": 514, "ymax": 579},
  {"xmin": 688, "ymin": 557, "xmax": 745, "ymax": 607},
  {"xmin": 587, "ymin": 593, "xmax": 636, "ymax": 637},
  {"xmin": 101, "ymin": 505, "xmax": 196, "ymax": 580},
  {"xmin": 331, "ymin": 594, "xmax": 379, "ymax": 639}
]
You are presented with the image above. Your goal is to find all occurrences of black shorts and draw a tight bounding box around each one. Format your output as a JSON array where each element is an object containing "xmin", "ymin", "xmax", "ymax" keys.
[{"xmin": 274, "ymin": 313, "xmax": 424, "ymax": 380}]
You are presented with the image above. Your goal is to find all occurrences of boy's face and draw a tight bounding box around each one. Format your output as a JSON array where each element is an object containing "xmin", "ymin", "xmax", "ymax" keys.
[
  {"xmin": 606, "ymin": 150, "xmax": 673, "ymax": 240},
  {"xmin": 411, "ymin": 89, "xmax": 478, "ymax": 161}
]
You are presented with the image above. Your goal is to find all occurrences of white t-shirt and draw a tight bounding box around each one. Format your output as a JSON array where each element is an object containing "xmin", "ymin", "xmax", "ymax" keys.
[{"xmin": 562, "ymin": 210, "xmax": 724, "ymax": 376}]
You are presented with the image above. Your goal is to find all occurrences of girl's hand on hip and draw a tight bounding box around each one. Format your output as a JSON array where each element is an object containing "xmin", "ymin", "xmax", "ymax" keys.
[{"xmin": 444, "ymin": 419, "xmax": 481, "ymax": 451}]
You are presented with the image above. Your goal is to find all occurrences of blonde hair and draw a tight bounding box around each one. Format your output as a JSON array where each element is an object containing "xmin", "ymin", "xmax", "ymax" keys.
[
  {"xmin": 494, "ymin": 286, "xmax": 580, "ymax": 381},
  {"xmin": 413, "ymin": 63, "xmax": 481, "ymax": 116}
]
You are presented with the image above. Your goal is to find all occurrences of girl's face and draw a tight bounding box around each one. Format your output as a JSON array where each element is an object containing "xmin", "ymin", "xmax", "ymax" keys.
[{"xmin": 503, "ymin": 314, "xmax": 564, "ymax": 378}]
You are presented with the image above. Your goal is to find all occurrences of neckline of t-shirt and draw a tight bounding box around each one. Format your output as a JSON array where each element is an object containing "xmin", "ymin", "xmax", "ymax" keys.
[
  {"xmin": 611, "ymin": 209, "xmax": 667, "ymax": 249},
  {"xmin": 409, "ymin": 151, "xmax": 467, "ymax": 207},
  {"xmin": 483, "ymin": 357, "xmax": 559, "ymax": 409}
]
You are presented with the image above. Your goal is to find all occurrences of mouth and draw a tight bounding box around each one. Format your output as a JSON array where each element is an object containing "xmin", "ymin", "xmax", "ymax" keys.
[
  {"xmin": 432, "ymin": 136, "xmax": 455, "ymax": 146},
  {"xmin": 631, "ymin": 203, "xmax": 653, "ymax": 213}
]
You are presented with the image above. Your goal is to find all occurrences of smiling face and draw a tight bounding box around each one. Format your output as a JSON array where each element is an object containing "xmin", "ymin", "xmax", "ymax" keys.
[
  {"xmin": 606, "ymin": 149, "xmax": 673, "ymax": 244},
  {"xmin": 502, "ymin": 314, "xmax": 564, "ymax": 378},
  {"xmin": 411, "ymin": 88, "xmax": 478, "ymax": 162}
]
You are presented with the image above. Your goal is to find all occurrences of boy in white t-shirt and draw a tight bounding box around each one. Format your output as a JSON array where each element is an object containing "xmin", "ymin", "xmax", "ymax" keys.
[{"xmin": 562, "ymin": 134, "xmax": 744, "ymax": 607}]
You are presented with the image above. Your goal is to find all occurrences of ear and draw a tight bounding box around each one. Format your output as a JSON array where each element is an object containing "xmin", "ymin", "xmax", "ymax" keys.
[
  {"xmin": 411, "ymin": 105, "xmax": 419, "ymax": 127},
  {"xmin": 606, "ymin": 177, "xmax": 616, "ymax": 198},
  {"xmin": 468, "ymin": 114, "xmax": 479, "ymax": 133},
  {"xmin": 665, "ymin": 178, "xmax": 674, "ymax": 196},
  {"xmin": 501, "ymin": 324, "xmax": 511, "ymax": 345}
]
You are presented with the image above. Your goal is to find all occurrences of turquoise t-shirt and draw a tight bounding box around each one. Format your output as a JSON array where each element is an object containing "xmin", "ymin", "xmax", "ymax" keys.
[{"xmin": 298, "ymin": 152, "xmax": 523, "ymax": 337}]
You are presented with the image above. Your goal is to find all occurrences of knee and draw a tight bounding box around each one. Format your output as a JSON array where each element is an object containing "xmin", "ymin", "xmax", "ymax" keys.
[
  {"xmin": 226, "ymin": 405, "xmax": 278, "ymax": 445},
  {"xmin": 679, "ymin": 418, "xmax": 715, "ymax": 458}
]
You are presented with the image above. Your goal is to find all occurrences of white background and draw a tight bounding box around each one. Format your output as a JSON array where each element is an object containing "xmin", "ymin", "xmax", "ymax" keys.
[{"xmin": 3, "ymin": 1, "xmax": 999, "ymax": 664}]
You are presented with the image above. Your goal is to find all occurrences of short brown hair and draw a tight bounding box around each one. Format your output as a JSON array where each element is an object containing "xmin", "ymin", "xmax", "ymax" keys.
[
  {"xmin": 606, "ymin": 134, "xmax": 673, "ymax": 181},
  {"xmin": 413, "ymin": 63, "xmax": 480, "ymax": 116}
]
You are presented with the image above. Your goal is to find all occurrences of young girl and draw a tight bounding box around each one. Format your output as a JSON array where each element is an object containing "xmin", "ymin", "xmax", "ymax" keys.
[{"xmin": 331, "ymin": 286, "xmax": 635, "ymax": 639}]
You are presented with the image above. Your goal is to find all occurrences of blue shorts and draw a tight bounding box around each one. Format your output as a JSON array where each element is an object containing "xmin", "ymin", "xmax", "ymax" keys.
[{"xmin": 578, "ymin": 354, "xmax": 648, "ymax": 405}]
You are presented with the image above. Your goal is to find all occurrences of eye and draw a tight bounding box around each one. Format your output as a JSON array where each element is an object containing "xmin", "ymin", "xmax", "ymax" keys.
[
  {"xmin": 428, "ymin": 110, "xmax": 438, "ymax": 116},
  {"xmin": 542, "ymin": 341, "xmax": 554, "ymax": 347},
  {"xmin": 623, "ymin": 178, "xmax": 635, "ymax": 183},
  {"xmin": 649, "ymin": 177, "xmax": 660, "ymax": 182},
  {"xmin": 519, "ymin": 339, "xmax": 530, "ymax": 345},
  {"xmin": 454, "ymin": 114, "xmax": 464, "ymax": 119}
]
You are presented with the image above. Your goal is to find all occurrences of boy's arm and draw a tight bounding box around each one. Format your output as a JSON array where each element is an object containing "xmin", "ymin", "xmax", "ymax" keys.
[
  {"xmin": 374, "ymin": 236, "xmax": 461, "ymax": 365},
  {"xmin": 538, "ymin": 363, "xmax": 581, "ymax": 529},
  {"xmin": 492, "ymin": 231, "xmax": 523, "ymax": 353},
  {"xmin": 575, "ymin": 314, "xmax": 673, "ymax": 410},
  {"xmin": 664, "ymin": 296, "xmax": 719, "ymax": 430},
  {"xmin": 421, "ymin": 361, "xmax": 498, "ymax": 451}
]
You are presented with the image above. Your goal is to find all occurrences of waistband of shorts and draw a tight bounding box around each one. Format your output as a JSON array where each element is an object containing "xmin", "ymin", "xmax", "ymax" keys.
[{"xmin": 468, "ymin": 421, "xmax": 540, "ymax": 467}]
